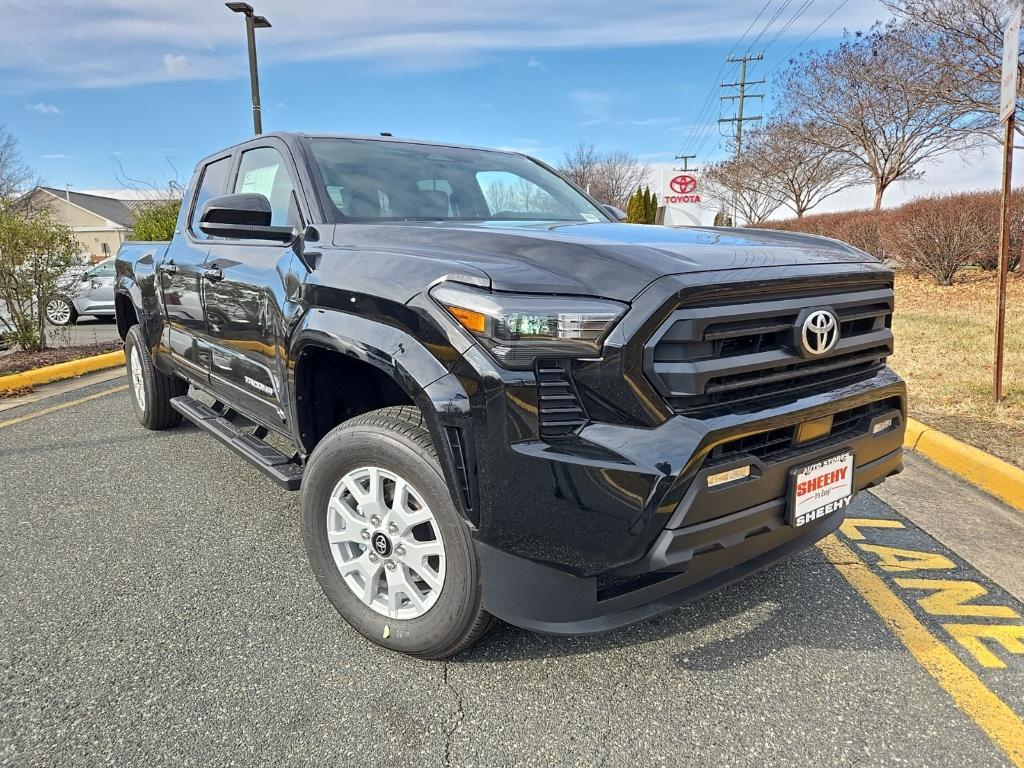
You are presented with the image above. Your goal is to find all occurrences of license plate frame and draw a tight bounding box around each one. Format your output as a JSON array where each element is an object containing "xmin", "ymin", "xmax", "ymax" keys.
[{"xmin": 787, "ymin": 451, "xmax": 855, "ymax": 528}]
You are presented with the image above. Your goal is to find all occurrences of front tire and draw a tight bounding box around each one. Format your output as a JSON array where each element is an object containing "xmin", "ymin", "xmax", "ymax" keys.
[
  {"xmin": 45, "ymin": 296, "xmax": 77, "ymax": 326},
  {"xmin": 301, "ymin": 406, "xmax": 492, "ymax": 659},
  {"xmin": 124, "ymin": 325, "xmax": 188, "ymax": 430}
]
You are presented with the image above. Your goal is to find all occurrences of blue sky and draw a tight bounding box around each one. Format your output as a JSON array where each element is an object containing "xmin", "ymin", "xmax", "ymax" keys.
[{"xmin": 2, "ymin": 0, "xmax": 892, "ymax": 193}]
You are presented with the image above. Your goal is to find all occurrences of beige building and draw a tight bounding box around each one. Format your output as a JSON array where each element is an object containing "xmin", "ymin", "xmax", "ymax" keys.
[{"xmin": 23, "ymin": 186, "xmax": 138, "ymax": 263}]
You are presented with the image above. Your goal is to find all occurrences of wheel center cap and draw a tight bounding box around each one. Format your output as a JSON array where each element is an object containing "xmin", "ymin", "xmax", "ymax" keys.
[{"xmin": 371, "ymin": 531, "xmax": 393, "ymax": 558}]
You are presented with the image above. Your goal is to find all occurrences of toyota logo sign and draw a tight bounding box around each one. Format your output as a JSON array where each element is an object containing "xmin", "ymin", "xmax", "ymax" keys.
[
  {"xmin": 663, "ymin": 172, "xmax": 702, "ymax": 205},
  {"xmin": 669, "ymin": 175, "xmax": 698, "ymax": 195}
]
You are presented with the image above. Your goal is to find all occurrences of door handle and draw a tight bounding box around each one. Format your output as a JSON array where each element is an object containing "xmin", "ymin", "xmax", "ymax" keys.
[
  {"xmin": 202, "ymin": 266, "xmax": 224, "ymax": 282},
  {"xmin": 158, "ymin": 262, "xmax": 179, "ymax": 275}
]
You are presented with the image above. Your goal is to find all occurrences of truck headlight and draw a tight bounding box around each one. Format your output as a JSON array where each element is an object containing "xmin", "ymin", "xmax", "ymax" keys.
[{"xmin": 430, "ymin": 282, "xmax": 627, "ymax": 370}]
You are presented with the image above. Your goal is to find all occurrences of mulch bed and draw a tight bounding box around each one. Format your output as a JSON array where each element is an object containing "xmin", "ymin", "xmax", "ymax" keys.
[{"xmin": 0, "ymin": 341, "xmax": 123, "ymax": 376}]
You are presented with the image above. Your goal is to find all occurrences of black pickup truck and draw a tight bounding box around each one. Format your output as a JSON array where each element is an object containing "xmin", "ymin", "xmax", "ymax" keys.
[{"xmin": 115, "ymin": 132, "xmax": 906, "ymax": 659}]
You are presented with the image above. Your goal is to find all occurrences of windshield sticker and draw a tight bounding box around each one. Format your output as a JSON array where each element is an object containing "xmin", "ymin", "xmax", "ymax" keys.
[{"xmin": 581, "ymin": 213, "xmax": 600, "ymax": 222}]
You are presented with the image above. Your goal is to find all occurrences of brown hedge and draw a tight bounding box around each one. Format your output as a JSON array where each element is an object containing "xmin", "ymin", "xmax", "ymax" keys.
[{"xmin": 760, "ymin": 190, "xmax": 1023, "ymax": 283}]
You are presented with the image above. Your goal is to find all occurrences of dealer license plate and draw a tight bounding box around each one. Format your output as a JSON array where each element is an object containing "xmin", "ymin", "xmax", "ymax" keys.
[{"xmin": 788, "ymin": 452, "xmax": 855, "ymax": 528}]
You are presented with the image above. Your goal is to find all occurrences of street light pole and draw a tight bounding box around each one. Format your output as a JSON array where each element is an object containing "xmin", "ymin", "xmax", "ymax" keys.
[{"xmin": 226, "ymin": 3, "xmax": 271, "ymax": 135}]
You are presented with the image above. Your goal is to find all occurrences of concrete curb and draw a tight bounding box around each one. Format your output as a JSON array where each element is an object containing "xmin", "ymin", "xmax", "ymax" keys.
[
  {"xmin": 0, "ymin": 350, "xmax": 125, "ymax": 392},
  {"xmin": 905, "ymin": 417, "xmax": 1024, "ymax": 513}
]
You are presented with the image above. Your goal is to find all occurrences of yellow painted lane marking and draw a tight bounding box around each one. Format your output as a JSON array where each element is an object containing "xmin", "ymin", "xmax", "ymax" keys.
[
  {"xmin": 856, "ymin": 543, "xmax": 956, "ymax": 572},
  {"xmin": 944, "ymin": 624, "xmax": 1024, "ymax": 670},
  {"xmin": 839, "ymin": 517, "xmax": 906, "ymax": 540},
  {"xmin": 0, "ymin": 385, "xmax": 127, "ymax": 430},
  {"xmin": 819, "ymin": 535, "xmax": 1024, "ymax": 767},
  {"xmin": 895, "ymin": 579, "xmax": 1021, "ymax": 620}
]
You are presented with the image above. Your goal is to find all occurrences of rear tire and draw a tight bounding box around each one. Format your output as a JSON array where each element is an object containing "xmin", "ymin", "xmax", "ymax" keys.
[
  {"xmin": 125, "ymin": 325, "xmax": 188, "ymax": 430},
  {"xmin": 301, "ymin": 406, "xmax": 492, "ymax": 659}
]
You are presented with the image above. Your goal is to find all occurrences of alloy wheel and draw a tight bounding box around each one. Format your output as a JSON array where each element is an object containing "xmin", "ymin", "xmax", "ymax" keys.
[
  {"xmin": 326, "ymin": 466, "xmax": 446, "ymax": 620},
  {"xmin": 129, "ymin": 346, "xmax": 146, "ymax": 411},
  {"xmin": 45, "ymin": 298, "xmax": 72, "ymax": 325}
]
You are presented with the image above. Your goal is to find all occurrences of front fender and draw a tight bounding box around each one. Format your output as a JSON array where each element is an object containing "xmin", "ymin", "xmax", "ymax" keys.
[{"xmin": 287, "ymin": 307, "xmax": 480, "ymax": 523}]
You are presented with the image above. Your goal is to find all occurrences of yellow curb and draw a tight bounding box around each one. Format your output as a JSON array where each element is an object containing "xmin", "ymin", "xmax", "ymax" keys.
[
  {"xmin": 0, "ymin": 350, "xmax": 125, "ymax": 392},
  {"xmin": 905, "ymin": 417, "xmax": 1024, "ymax": 513}
]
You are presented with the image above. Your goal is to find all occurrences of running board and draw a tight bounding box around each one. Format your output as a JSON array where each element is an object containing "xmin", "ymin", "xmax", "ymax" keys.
[{"xmin": 170, "ymin": 396, "xmax": 304, "ymax": 491}]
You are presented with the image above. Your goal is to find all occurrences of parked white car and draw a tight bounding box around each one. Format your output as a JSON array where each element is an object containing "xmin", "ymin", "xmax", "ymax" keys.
[{"xmin": 45, "ymin": 257, "xmax": 116, "ymax": 326}]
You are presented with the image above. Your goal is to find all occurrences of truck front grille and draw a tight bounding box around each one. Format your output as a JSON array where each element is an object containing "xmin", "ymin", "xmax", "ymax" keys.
[{"xmin": 645, "ymin": 282, "xmax": 894, "ymax": 414}]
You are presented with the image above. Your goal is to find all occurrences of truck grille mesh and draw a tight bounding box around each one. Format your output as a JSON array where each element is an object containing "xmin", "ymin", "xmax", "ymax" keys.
[{"xmin": 645, "ymin": 283, "xmax": 894, "ymax": 414}]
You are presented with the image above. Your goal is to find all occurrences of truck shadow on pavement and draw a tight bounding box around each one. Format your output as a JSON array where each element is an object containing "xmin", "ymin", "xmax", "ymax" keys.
[{"xmin": 457, "ymin": 546, "xmax": 887, "ymax": 666}]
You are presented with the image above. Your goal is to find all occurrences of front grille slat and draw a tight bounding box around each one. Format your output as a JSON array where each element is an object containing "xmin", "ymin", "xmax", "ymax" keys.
[
  {"xmin": 536, "ymin": 361, "xmax": 588, "ymax": 439},
  {"xmin": 645, "ymin": 282, "xmax": 894, "ymax": 415}
]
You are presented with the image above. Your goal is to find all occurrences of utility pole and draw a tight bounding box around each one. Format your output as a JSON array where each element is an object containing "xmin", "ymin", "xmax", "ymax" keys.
[
  {"xmin": 717, "ymin": 52, "xmax": 764, "ymax": 225},
  {"xmin": 674, "ymin": 154, "xmax": 697, "ymax": 172},
  {"xmin": 718, "ymin": 53, "xmax": 765, "ymax": 156},
  {"xmin": 994, "ymin": 3, "xmax": 1021, "ymax": 402}
]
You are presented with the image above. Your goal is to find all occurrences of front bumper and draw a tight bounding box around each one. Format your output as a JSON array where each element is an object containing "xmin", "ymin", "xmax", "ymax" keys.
[{"xmin": 461, "ymin": 364, "xmax": 906, "ymax": 633}]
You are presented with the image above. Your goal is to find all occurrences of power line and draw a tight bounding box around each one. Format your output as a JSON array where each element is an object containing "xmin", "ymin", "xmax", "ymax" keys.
[
  {"xmin": 680, "ymin": 0, "xmax": 774, "ymax": 157},
  {"xmin": 766, "ymin": 0, "xmax": 849, "ymax": 78},
  {"xmin": 762, "ymin": 0, "xmax": 817, "ymax": 56},
  {"xmin": 744, "ymin": 0, "xmax": 796, "ymax": 54}
]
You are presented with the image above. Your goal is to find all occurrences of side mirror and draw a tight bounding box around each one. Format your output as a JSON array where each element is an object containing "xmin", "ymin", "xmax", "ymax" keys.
[
  {"xmin": 602, "ymin": 204, "xmax": 627, "ymax": 222},
  {"xmin": 199, "ymin": 193, "xmax": 295, "ymax": 242},
  {"xmin": 80, "ymin": 272, "xmax": 91, "ymax": 282}
]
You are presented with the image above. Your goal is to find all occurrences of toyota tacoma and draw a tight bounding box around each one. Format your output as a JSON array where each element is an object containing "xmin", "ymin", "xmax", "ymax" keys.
[{"xmin": 114, "ymin": 132, "xmax": 906, "ymax": 659}]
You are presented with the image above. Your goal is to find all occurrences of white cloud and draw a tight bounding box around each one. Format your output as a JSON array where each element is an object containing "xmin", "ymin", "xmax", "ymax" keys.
[
  {"xmin": 26, "ymin": 102, "xmax": 60, "ymax": 114},
  {"xmin": 162, "ymin": 53, "xmax": 191, "ymax": 77},
  {"xmin": 0, "ymin": 0, "xmax": 888, "ymax": 90},
  {"xmin": 41, "ymin": 153, "xmax": 73, "ymax": 159},
  {"xmin": 526, "ymin": 56, "xmax": 545, "ymax": 70},
  {"xmin": 571, "ymin": 89, "xmax": 613, "ymax": 119}
]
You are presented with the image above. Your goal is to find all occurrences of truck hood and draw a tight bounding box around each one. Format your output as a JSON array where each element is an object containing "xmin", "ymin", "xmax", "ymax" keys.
[{"xmin": 329, "ymin": 221, "xmax": 878, "ymax": 302}]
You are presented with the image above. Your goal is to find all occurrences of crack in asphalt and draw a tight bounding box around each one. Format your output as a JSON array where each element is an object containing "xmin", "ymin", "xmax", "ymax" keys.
[{"xmin": 441, "ymin": 661, "xmax": 465, "ymax": 766}]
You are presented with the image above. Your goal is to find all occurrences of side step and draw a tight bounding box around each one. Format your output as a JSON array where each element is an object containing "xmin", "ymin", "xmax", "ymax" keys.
[{"xmin": 170, "ymin": 396, "xmax": 304, "ymax": 491}]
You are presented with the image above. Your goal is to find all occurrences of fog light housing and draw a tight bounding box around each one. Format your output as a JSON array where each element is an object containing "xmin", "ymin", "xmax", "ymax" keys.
[
  {"xmin": 707, "ymin": 465, "xmax": 752, "ymax": 488},
  {"xmin": 872, "ymin": 418, "xmax": 895, "ymax": 434}
]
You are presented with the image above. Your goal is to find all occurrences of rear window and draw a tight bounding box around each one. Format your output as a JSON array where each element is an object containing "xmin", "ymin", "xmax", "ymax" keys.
[{"xmin": 308, "ymin": 138, "xmax": 607, "ymax": 224}]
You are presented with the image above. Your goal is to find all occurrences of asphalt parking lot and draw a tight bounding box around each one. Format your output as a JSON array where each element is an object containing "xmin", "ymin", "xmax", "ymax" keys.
[{"xmin": 2, "ymin": 374, "xmax": 1023, "ymax": 767}]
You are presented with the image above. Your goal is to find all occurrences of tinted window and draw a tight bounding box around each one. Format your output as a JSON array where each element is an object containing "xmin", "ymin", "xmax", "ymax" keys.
[
  {"xmin": 234, "ymin": 147, "xmax": 298, "ymax": 227},
  {"xmin": 309, "ymin": 138, "xmax": 608, "ymax": 223},
  {"xmin": 189, "ymin": 157, "xmax": 231, "ymax": 239}
]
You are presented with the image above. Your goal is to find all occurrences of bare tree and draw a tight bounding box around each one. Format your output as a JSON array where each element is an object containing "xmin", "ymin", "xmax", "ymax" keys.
[
  {"xmin": 884, "ymin": 0, "xmax": 1021, "ymax": 135},
  {"xmin": 559, "ymin": 143, "xmax": 602, "ymax": 193},
  {"xmin": 778, "ymin": 22, "xmax": 986, "ymax": 211},
  {"xmin": 702, "ymin": 154, "xmax": 786, "ymax": 226},
  {"xmin": 747, "ymin": 121, "xmax": 866, "ymax": 218},
  {"xmin": 557, "ymin": 143, "xmax": 649, "ymax": 208},
  {"xmin": 0, "ymin": 126, "xmax": 32, "ymax": 201}
]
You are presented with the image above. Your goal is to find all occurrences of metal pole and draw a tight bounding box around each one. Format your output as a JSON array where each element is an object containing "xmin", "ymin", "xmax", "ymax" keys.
[
  {"xmin": 995, "ymin": 112, "xmax": 1014, "ymax": 403},
  {"xmin": 244, "ymin": 14, "xmax": 262, "ymax": 135}
]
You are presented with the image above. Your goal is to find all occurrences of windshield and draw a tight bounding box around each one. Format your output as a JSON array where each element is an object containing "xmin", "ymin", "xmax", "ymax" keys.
[{"xmin": 308, "ymin": 138, "xmax": 609, "ymax": 224}]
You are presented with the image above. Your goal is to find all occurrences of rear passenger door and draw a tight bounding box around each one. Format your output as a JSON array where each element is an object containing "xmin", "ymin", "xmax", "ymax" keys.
[{"xmin": 202, "ymin": 141, "xmax": 305, "ymax": 429}]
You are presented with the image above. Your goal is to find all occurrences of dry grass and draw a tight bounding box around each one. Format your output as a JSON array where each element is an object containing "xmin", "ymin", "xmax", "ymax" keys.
[{"xmin": 890, "ymin": 270, "xmax": 1024, "ymax": 469}]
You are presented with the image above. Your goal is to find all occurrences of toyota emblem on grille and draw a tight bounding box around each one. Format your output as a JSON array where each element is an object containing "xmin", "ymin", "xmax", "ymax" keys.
[{"xmin": 800, "ymin": 309, "xmax": 839, "ymax": 356}]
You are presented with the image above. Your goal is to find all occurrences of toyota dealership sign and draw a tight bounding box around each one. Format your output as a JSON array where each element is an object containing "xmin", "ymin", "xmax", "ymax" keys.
[{"xmin": 662, "ymin": 170, "xmax": 702, "ymax": 206}]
